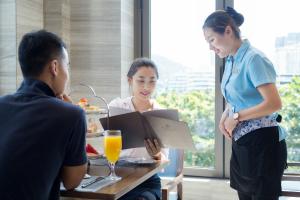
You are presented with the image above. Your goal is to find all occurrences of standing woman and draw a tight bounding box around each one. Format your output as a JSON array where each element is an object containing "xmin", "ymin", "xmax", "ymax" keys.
[
  {"xmin": 203, "ymin": 7, "xmax": 287, "ymax": 200},
  {"xmin": 109, "ymin": 57, "xmax": 167, "ymax": 200}
]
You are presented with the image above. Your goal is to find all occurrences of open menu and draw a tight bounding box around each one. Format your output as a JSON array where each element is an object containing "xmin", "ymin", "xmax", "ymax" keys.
[{"xmin": 100, "ymin": 107, "xmax": 196, "ymax": 151}]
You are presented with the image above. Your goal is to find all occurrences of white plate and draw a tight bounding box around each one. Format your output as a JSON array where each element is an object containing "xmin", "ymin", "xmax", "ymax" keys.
[{"xmin": 86, "ymin": 130, "xmax": 104, "ymax": 138}]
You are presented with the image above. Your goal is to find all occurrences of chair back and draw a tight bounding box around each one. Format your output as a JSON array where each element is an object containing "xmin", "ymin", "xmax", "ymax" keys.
[
  {"xmin": 159, "ymin": 148, "xmax": 184, "ymax": 177},
  {"xmin": 281, "ymin": 162, "xmax": 300, "ymax": 197}
]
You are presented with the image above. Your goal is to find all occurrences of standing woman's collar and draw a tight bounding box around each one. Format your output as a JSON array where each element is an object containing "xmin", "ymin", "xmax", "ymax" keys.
[
  {"xmin": 17, "ymin": 78, "xmax": 56, "ymax": 97},
  {"xmin": 233, "ymin": 39, "xmax": 250, "ymax": 63}
]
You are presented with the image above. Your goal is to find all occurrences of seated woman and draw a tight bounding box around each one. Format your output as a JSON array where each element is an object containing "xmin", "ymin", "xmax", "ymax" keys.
[{"xmin": 109, "ymin": 57, "xmax": 168, "ymax": 200}]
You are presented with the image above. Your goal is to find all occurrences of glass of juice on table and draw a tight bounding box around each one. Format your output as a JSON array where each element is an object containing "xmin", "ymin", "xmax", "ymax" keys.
[{"xmin": 104, "ymin": 130, "xmax": 122, "ymax": 180}]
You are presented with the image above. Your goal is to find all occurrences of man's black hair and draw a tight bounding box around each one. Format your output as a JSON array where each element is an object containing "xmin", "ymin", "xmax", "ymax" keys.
[{"xmin": 18, "ymin": 30, "xmax": 66, "ymax": 78}]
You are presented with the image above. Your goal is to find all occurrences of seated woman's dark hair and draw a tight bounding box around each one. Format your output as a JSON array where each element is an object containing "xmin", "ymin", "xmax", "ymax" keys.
[
  {"xmin": 18, "ymin": 30, "xmax": 66, "ymax": 78},
  {"xmin": 203, "ymin": 7, "xmax": 244, "ymax": 39},
  {"xmin": 127, "ymin": 57, "xmax": 159, "ymax": 79}
]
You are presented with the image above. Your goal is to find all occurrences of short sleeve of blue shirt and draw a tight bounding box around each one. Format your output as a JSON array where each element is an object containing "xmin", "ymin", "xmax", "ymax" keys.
[
  {"xmin": 64, "ymin": 109, "xmax": 87, "ymax": 166},
  {"xmin": 248, "ymin": 55, "xmax": 276, "ymax": 88}
]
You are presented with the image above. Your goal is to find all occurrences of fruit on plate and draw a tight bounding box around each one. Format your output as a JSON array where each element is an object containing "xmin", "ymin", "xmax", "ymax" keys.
[
  {"xmin": 86, "ymin": 143, "xmax": 99, "ymax": 154},
  {"xmin": 77, "ymin": 98, "xmax": 101, "ymax": 112},
  {"xmin": 86, "ymin": 144, "xmax": 102, "ymax": 158}
]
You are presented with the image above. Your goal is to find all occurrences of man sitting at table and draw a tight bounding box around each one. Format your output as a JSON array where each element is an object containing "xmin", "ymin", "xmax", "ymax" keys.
[{"xmin": 0, "ymin": 30, "xmax": 87, "ymax": 200}]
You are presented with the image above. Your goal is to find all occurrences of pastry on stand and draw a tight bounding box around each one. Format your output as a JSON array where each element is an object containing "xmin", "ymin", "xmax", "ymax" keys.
[{"xmin": 77, "ymin": 97, "xmax": 105, "ymax": 138}]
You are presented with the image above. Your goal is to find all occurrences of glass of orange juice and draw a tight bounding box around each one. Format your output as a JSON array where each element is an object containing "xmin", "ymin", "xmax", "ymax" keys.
[{"xmin": 104, "ymin": 130, "xmax": 122, "ymax": 180}]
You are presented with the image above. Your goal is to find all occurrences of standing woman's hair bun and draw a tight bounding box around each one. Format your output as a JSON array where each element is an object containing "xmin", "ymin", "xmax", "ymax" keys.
[{"xmin": 225, "ymin": 7, "xmax": 244, "ymax": 27}]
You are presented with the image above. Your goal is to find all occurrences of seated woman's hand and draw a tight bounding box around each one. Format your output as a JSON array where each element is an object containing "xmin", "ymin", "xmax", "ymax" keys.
[{"xmin": 144, "ymin": 139, "xmax": 161, "ymax": 160}]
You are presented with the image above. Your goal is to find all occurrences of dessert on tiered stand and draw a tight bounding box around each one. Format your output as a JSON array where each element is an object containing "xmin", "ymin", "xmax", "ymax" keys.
[
  {"xmin": 70, "ymin": 83, "xmax": 108, "ymax": 158},
  {"xmin": 77, "ymin": 98, "xmax": 105, "ymax": 137}
]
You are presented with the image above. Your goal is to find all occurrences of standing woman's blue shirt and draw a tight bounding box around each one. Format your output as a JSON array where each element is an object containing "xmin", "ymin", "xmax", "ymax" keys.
[{"xmin": 221, "ymin": 39, "xmax": 286, "ymax": 141}]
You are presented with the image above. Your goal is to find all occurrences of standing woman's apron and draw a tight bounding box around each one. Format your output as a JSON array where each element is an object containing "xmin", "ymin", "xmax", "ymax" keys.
[{"xmin": 230, "ymin": 126, "xmax": 287, "ymax": 196}]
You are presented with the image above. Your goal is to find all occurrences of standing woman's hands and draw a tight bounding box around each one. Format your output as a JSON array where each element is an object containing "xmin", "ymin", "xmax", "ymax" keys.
[
  {"xmin": 219, "ymin": 107, "xmax": 232, "ymax": 140},
  {"xmin": 224, "ymin": 117, "xmax": 239, "ymax": 137}
]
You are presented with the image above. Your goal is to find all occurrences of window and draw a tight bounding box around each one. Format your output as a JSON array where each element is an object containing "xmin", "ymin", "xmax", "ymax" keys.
[
  {"xmin": 138, "ymin": 0, "xmax": 300, "ymax": 177},
  {"xmin": 150, "ymin": 0, "xmax": 223, "ymax": 176}
]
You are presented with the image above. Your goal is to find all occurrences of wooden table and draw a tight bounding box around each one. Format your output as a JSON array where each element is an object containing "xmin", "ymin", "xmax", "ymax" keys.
[{"xmin": 61, "ymin": 161, "xmax": 168, "ymax": 200}]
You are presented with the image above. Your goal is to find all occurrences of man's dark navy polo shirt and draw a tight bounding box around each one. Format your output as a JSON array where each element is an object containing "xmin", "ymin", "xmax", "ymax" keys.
[{"xmin": 0, "ymin": 79, "xmax": 87, "ymax": 200}]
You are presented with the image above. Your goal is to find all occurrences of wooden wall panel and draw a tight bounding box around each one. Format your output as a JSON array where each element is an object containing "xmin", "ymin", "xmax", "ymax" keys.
[
  {"xmin": 16, "ymin": 0, "xmax": 44, "ymax": 86},
  {"xmin": 44, "ymin": 0, "xmax": 70, "ymax": 48},
  {"xmin": 121, "ymin": 0, "xmax": 134, "ymax": 98},
  {"xmin": 0, "ymin": 0, "xmax": 17, "ymax": 95},
  {"xmin": 70, "ymin": 0, "xmax": 122, "ymax": 102},
  {"xmin": 0, "ymin": 0, "xmax": 43, "ymax": 95},
  {"xmin": 1, "ymin": 0, "xmax": 135, "ymax": 101}
]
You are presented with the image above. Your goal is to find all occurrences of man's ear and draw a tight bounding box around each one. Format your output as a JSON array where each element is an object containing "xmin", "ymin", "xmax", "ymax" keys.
[{"xmin": 49, "ymin": 59, "xmax": 59, "ymax": 77}]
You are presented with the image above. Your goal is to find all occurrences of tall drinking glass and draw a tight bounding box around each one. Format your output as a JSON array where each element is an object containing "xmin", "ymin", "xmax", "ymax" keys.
[{"xmin": 104, "ymin": 130, "xmax": 122, "ymax": 180}]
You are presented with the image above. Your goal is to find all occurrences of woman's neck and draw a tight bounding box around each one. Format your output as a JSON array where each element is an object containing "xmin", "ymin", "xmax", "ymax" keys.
[
  {"xmin": 230, "ymin": 38, "xmax": 243, "ymax": 56},
  {"xmin": 131, "ymin": 96, "xmax": 153, "ymax": 112}
]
